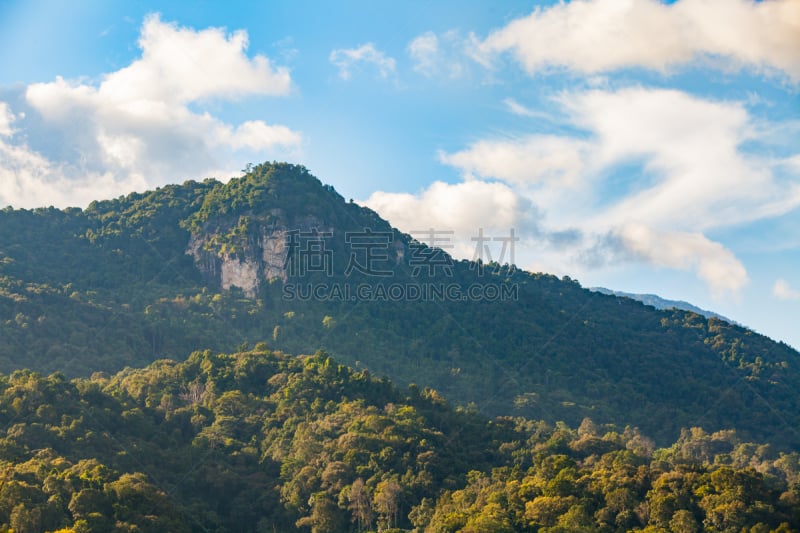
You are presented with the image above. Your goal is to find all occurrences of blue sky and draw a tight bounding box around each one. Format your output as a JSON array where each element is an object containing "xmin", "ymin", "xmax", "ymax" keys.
[{"xmin": 1, "ymin": 0, "xmax": 799, "ymax": 348}]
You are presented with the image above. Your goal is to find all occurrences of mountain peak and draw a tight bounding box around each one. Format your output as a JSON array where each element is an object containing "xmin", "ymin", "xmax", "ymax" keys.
[
  {"xmin": 183, "ymin": 163, "xmax": 405, "ymax": 296},
  {"xmin": 185, "ymin": 162, "xmax": 338, "ymax": 230}
]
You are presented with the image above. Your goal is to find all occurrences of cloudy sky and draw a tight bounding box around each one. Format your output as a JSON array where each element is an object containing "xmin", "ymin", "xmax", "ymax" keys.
[{"xmin": 1, "ymin": 0, "xmax": 799, "ymax": 348}]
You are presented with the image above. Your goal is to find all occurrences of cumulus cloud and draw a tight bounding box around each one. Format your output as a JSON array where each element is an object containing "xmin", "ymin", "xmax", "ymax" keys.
[
  {"xmin": 618, "ymin": 224, "xmax": 748, "ymax": 295},
  {"xmin": 0, "ymin": 15, "xmax": 300, "ymax": 209},
  {"xmin": 0, "ymin": 109, "xmax": 147, "ymax": 208},
  {"xmin": 773, "ymin": 278, "xmax": 800, "ymax": 300},
  {"xmin": 564, "ymin": 88, "xmax": 800, "ymax": 231},
  {"xmin": 435, "ymin": 87, "xmax": 800, "ymax": 294},
  {"xmin": 364, "ymin": 180, "xmax": 535, "ymax": 260},
  {"xmin": 366, "ymin": 180, "xmax": 529, "ymax": 233},
  {"xmin": 329, "ymin": 43, "xmax": 396, "ymax": 80},
  {"xmin": 103, "ymin": 14, "xmax": 290, "ymax": 103},
  {"xmin": 480, "ymin": 0, "xmax": 800, "ymax": 81},
  {"xmin": 442, "ymin": 87, "xmax": 800, "ymax": 229},
  {"xmin": 439, "ymin": 135, "xmax": 587, "ymax": 187},
  {"xmin": 219, "ymin": 121, "xmax": 302, "ymax": 151}
]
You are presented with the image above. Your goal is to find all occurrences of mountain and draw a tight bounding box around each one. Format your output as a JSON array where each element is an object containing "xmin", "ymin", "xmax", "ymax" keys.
[
  {"xmin": 2, "ymin": 162, "xmax": 800, "ymax": 449},
  {"xmin": 0, "ymin": 348, "xmax": 797, "ymax": 532},
  {"xmin": 589, "ymin": 287, "xmax": 739, "ymax": 324}
]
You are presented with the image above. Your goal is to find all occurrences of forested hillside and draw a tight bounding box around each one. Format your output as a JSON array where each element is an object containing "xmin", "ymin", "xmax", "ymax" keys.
[
  {"xmin": 0, "ymin": 348, "xmax": 796, "ymax": 532},
  {"xmin": 1, "ymin": 162, "xmax": 799, "ymax": 448}
]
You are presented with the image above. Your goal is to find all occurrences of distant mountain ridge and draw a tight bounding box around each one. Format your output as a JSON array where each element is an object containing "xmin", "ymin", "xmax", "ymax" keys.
[
  {"xmin": 589, "ymin": 287, "xmax": 740, "ymax": 324},
  {"xmin": 2, "ymin": 162, "xmax": 800, "ymax": 449}
]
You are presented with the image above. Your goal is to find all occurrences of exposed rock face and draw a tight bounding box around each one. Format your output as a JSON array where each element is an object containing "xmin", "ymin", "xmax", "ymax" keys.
[
  {"xmin": 220, "ymin": 258, "xmax": 259, "ymax": 295},
  {"xmin": 187, "ymin": 211, "xmax": 329, "ymax": 297},
  {"xmin": 262, "ymin": 229, "xmax": 290, "ymax": 281}
]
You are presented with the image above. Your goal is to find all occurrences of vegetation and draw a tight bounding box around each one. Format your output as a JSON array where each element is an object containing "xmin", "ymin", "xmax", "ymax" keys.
[
  {"xmin": 1, "ymin": 162, "xmax": 800, "ymax": 450},
  {"xmin": 2, "ymin": 162, "xmax": 800, "ymax": 529},
  {"xmin": 0, "ymin": 348, "xmax": 797, "ymax": 532}
]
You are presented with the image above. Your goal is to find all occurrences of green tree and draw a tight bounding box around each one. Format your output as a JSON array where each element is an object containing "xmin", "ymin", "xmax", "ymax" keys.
[
  {"xmin": 374, "ymin": 479, "xmax": 402, "ymax": 530},
  {"xmin": 347, "ymin": 478, "xmax": 373, "ymax": 532},
  {"xmin": 669, "ymin": 509, "xmax": 700, "ymax": 533},
  {"xmin": 296, "ymin": 492, "xmax": 345, "ymax": 533}
]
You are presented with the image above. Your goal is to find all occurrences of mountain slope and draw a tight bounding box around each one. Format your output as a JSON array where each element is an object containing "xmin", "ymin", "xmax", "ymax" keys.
[
  {"xmin": 0, "ymin": 350, "xmax": 798, "ymax": 532},
  {"xmin": 1, "ymin": 162, "xmax": 799, "ymax": 448}
]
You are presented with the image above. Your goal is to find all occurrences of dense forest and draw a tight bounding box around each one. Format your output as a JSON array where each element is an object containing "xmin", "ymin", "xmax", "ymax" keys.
[
  {"xmin": 1, "ymin": 162, "xmax": 800, "ymax": 452},
  {"xmin": 0, "ymin": 347, "xmax": 797, "ymax": 532}
]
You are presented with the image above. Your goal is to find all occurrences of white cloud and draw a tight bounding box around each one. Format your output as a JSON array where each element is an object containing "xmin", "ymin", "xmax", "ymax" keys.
[
  {"xmin": 480, "ymin": 0, "xmax": 800, "ymax": 81},
  {"xmin": 101, "ymin": 14, "xmax": 291, "ymax": 103},
  {"xmin": 329, "ymin": 43, "xmax": 396, "ymax": 80},
  {"xmin": 365, "ymin": 180, "xmax": 528, "ymax": 234},
  {"xmin": 408, "ymin": 30, "xmax": 471, "ymax": 79},
  {"xmin": 442, "ymin": 87, "xmax": 800, "ymax": 230},
  {"xmin": 0, "ymin": 130, "xmax": 147, "ymax": 208},
  {"xmin": 436, "ymin": 87, "xmax": 800, "ymax": 295},
  {"xmin": 364, "ymin": 180, "xmax": 533, "ymax": 259},
  {"xmin": 503, "ymin": 98, "xmax": 554, "ymax": 121},
  {"xmin": 439, "ymin": 135, "xmax": 587, "ymax": 188},
  {"xmin": 562, "ymin": 88, "xmax": 800, "ymax": 231},
  {"xmin": 618, "ymin": 223, "xmax": 748, "ymax": 295},
  {"xmin": 773, "ymin": 278, "xmax": 800, "ymax": 300},
  {"xmin": 220, "ymin": 121, "xmax": 302, "ymax": 151},
  {"xmin": 0, "ymin": 15, "xmax": 300, "ymax": 209},
  {"xmin": 26, "ymin": 14, "xmax": 292, "ymax": 116},
  {"xmin": 0, "ymin": 102, "xmax": 14, "ymax": 137},
  {"xmin": 408, "ymin": 32, "xmax": 439, "ymax": 76}
]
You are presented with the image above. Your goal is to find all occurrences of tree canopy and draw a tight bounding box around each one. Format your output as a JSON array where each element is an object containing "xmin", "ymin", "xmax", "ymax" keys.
[{"xmin": 0, "ymin": 349, "xmax": 796, "ymax": 531}]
